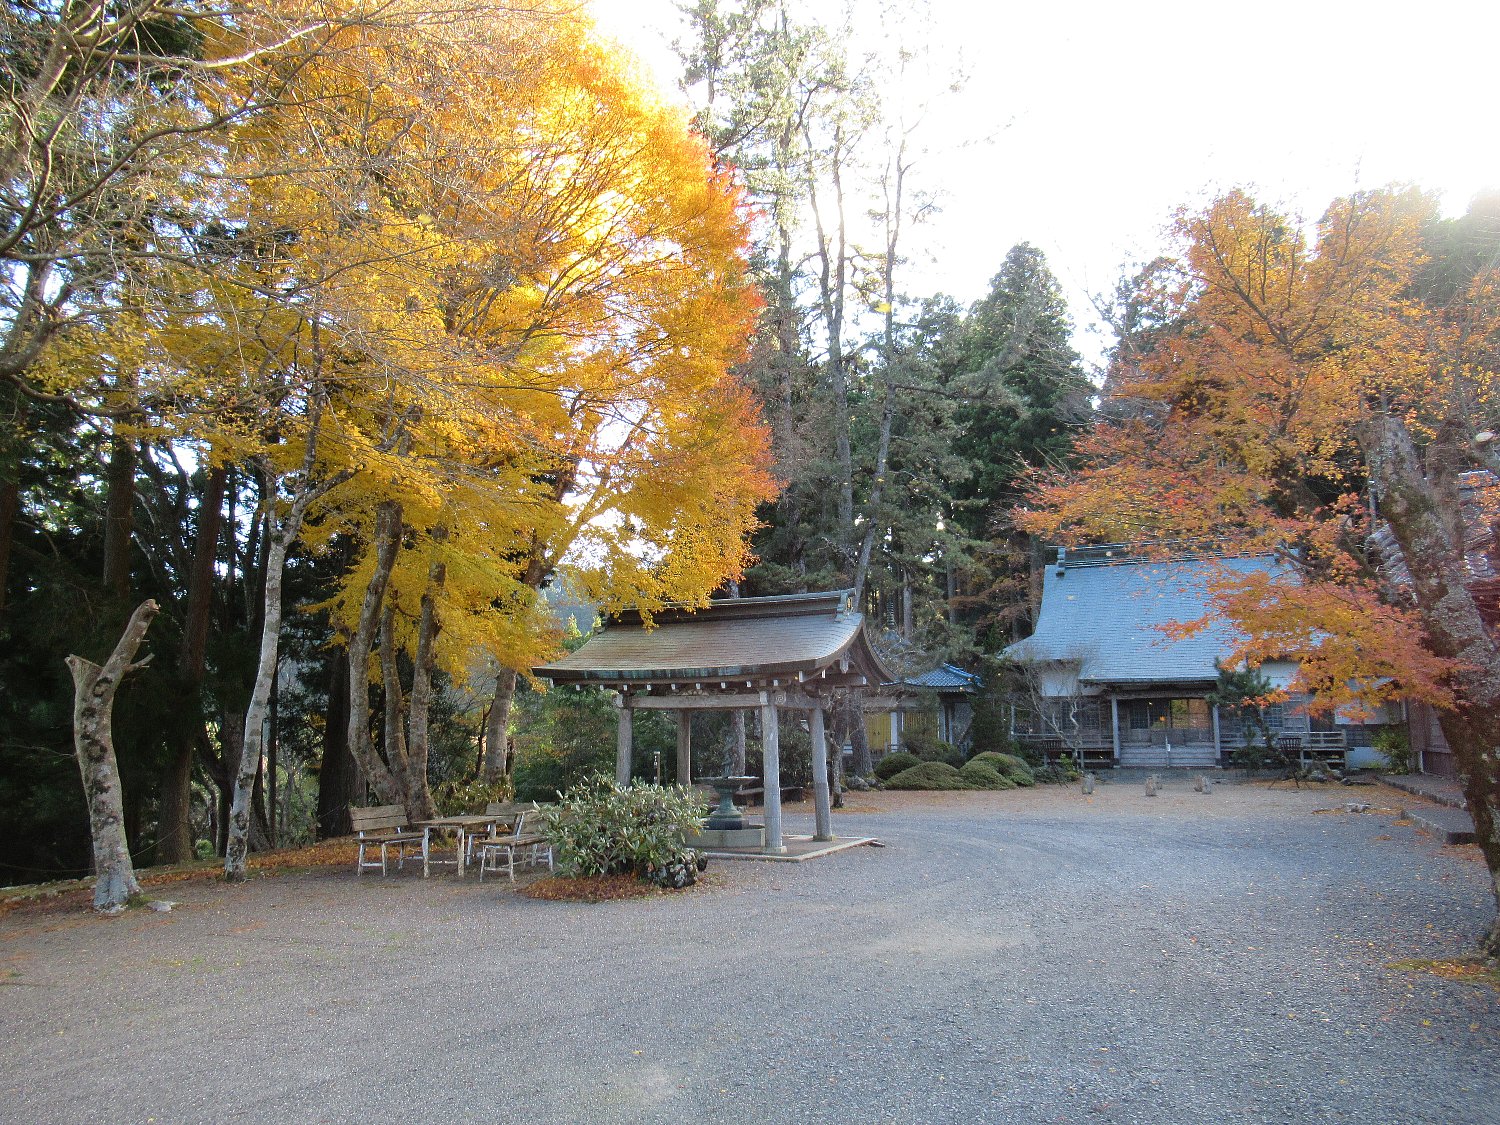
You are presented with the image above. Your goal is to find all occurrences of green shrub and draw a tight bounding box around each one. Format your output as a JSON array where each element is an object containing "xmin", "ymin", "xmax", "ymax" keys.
[
  {"xmin": 1231, "ymin": 743, "xmax": 1271, "ymax": 775},
  {"xmin": 874, "ymin": 751, "xmax": 921, "ymax": 781},
  {"xmin": 1372, "ymin": 727, "xmax": 1412, "ymax": 774},
  {"xmin": 958, "ymin": 759, "xmax": 1015, "ymax": 790},
  {"xmin": 1035, "ymin": 760, "xmax": 1080, "ymax": 784},
  {"xmin": 970, "ymin": 751, "xmax": 1036, "ymax": 786},
  {"xmin": 884, "ymin": 761, "xmax": 974, "ymax": 790},
  {"xmin": 432, "ymin": 776, "xmax": 513, "ymax": 816},
  {"xmin": 536, "ymin": 775, "xmax": 709, "ymax": 880},
  {"xmin": 513, "ymin": 752, "xmax": 568, "ymax": 803},
  {"xmin": 903, "ymin": 731, "xmax": 964, "ymax": 767}
]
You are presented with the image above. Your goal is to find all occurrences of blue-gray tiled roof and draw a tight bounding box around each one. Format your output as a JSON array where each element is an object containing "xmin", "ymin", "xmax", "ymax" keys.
[
  {"xmin": 900, "ymin": 663, "xmax": 980, "ymax": 691},
  {"xmin": 1002, "ymin": 554, "xmax": 1290, "ymax": 684}
]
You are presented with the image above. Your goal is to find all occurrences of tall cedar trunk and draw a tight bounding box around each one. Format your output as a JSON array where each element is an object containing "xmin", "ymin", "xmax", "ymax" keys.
[
  {"xmin": 316, "ymin": 649, "xmax": 355, "ymax": 838},
  {"xmin": 157, "ymin": 738, "xmax": 196, "ymax": 864},
  {"xmin": 346, "ymin": 500, "xmax": 402, "ymax": 800},
  {"xmin": 851, "ymin": 385, "xmax": 895, "ymax": 608},
  {"xmin": 0, "ymin": 474, "xmax": 16, "ymax": 618},
  {"xmin": 483, "ymin": 668, "xmax": 518, "ymax": 784},
  {"xmin": 1362, "ymin": 413, "xmax": 1500, "ymax": 954},
  {"xmin": 66, "ymin": 600, "xmax": 157, "ymax": 911},
  {"xmin": 845, "ymin": 696, "xmax": 872, "ymax": 778},
  {"xmin": 250, "ymin": 747, "xmax": 273, "ymax": 851},
  {"xmin": 774, "ymin": 166, "xmax": 807, "ymax": 584},
  {"xmin": 378, "ymin": 603, "xmax": 413, "ymax": 811},
  {"xmin": 852, "ymin": 136, "xmax": 906, "ymax": 610},
  {"xmin": 101, "ymin": 434, "xmax": 135, "ymax": 598},
  {"xmin": 806, "ymin": 116, "xmax": 854, "ymax": 539},
  {"xmin": 829, "ymin": 700, "xmax": 846, "ymax": 807},
  {"xmin": 215, "ymin": 757, "xmax": 230, "ymax": 855},
  {"xmin": 403, "ymin": 549, "xmax": 444, "ymax": 823},
  {"xmin": 157, "ymin": 464, "xmax": 227, "ymax": 863},
  {"xmin": 0, "ymin": 383, "xmax": 20, "ymax": 620}
]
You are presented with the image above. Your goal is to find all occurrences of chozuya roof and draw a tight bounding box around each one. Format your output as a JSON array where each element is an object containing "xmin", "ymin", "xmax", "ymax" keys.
[
  {"xmin": 535, "ymin": 589, "xmax": 893, "ymax": 690},
  {"xmin": 1002, "ymin": 548, "xmax": 1292, "ymax": 685}
]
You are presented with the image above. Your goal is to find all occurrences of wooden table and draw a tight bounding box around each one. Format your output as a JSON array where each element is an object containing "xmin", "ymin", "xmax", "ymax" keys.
[{"xmin": 416, "ymin": 814, "xmax": 515, "ymax": 877}]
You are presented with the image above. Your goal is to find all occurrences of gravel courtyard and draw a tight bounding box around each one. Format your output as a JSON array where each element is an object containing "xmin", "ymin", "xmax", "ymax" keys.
[{"xmin": 3, "ymin": 779, "xmax": 1497, "ymax": 1125}]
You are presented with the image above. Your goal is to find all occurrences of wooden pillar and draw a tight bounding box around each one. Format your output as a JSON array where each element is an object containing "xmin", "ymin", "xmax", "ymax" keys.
[
  {"xmin": 615, "ymin": 693, "xmax": 633, "ymax": 786},
  {"xmin": 1110, "ymin": 696, "xmax": 1121, "ymax": 762},
  {"xmin": 1211, "ymin": 702, "xmax": 1222, "ymax": 759},
  {"xmin": 675, "ymin": 709, "xmax": 692, "ymax": 786},
  {"xmin": 810, "ymin": 704, "xmax": 832, "ymax": 841},
  {"xmin": 761, "ymin": 691, "xmax": 784, "ymax": 853}
]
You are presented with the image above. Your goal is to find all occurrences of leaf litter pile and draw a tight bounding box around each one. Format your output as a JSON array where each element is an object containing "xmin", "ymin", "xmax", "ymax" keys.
[{"xmin": 520, "ymin": 872, "xmax": 721, "ymax": 903}]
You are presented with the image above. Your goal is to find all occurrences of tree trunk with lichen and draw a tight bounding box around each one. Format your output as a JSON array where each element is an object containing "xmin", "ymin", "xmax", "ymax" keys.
[
  {"xmin": 403, "ymin": 547, "xmax": 444, "ymax": 823},
  {"xmin": 1363, "ymin": 413, "xmax": 1500, "ymax": 955},
  {"xmin": 225, "ymin": 516, "xmax": 295, "ymax": 882},
  {"xmin": 346, "ymin": 500, "xmax": 402, "ymax": 801},
  {"xmin": 483, "ymin": 668, "xmax": 517, "ymax": 785},
  {"xmin": 67, "ymin": 600, "xmax": 158, "ymax": 911}
]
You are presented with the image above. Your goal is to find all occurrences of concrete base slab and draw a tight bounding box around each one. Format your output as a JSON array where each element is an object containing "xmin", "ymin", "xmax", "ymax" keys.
[
  {"xmin": 701, "ymin": 834, "xmax": 877, "ymax": 863},
  {"xmin": 688, "ymin": 826, "xmax": 765, "ymax": 849}
]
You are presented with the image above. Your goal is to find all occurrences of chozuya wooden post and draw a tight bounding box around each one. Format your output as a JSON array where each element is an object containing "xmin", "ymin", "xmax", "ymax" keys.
[
  {"xmin": 614, "ymin": 691, "xmax": 633, "ymax": 786},
  {"xmin": 675, "ymin": 709, "xmax": 692, "ymax": 785},
  {"xmin": 809, "ymin": 702, "xmax": 833, "ymax": 841},
  {"xmin": 760, "ymin": 690, "xmax": 784, "ymax": 853}
]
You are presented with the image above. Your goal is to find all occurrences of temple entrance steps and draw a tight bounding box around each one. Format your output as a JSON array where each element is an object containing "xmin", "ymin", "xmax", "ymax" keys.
[{"xmin": 1118, "ymin": 744, "xmax": 1220, "ymax": 769}]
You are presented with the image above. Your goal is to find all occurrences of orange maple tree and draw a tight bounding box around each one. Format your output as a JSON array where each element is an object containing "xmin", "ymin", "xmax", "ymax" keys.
[{"xmin": 1021, "ymin": 187, "xmax": 1500, "ymax": 953}]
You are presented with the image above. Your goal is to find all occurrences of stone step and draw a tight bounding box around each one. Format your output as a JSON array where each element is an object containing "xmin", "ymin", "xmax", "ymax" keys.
[
  {"xmin": 1381, "ymin": 774, "xmax": 1467, "ymax": 810},
  {"xmin": 1399, "ymin": 804, "xmax": 1476, "ymax": 845}
]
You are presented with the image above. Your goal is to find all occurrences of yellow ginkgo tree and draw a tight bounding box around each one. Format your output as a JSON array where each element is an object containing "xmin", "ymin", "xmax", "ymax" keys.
[{"xmin": 197, "ymin": 0, "xmax": 774, "ymax": 854}]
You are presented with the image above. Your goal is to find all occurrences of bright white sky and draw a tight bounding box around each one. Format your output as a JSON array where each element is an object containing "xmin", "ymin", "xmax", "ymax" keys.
[{"xmin": 590, "ymin": 0, "xmax": 1500, "ymax": 369}]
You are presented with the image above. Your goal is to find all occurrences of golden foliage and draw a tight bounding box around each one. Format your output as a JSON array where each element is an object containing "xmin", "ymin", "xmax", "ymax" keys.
[{"xmin": 1023, "ymin": 186, "xmax": 1500, "ymax": 709}]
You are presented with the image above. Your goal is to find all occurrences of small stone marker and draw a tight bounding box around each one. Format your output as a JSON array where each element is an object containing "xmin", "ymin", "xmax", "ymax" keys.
[
  {"xmin": 1082, "ymin": 772, "xmax": 1096, "ymax": 795},
  {"xmin": 1145, "ymin": 774, "xmax": 1159, "ymax": 797},
  {"xmin": 1196, "ymin": 774, "xmax": 1213, "ymax": 794}
]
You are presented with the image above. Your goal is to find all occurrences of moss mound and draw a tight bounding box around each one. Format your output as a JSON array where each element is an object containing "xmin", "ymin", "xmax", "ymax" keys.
[
  {"xmin": 884, "ymin": 761, "xmax": 973, "ymax": 790},
  {"xmin": 958, "ymin": 760, "xmax": 1015, "ymax": 790},
  {"xmin": 874, "ymin": 752, "xmax": 921, "ymax": 781},
  {"xmin": 970, "ymin": 751, "xmax": 1037, "ymax": 786}
]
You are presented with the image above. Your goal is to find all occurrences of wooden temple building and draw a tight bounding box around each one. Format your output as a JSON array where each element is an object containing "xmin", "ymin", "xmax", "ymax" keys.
[{"xmin": 535, "ymin": 590, "xmax": 891, "ymax": 853}]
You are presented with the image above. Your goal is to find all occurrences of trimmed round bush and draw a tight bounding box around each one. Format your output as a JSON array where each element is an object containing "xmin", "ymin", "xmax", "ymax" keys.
[
  {"xmin": 970, "ymin": 751, "xmax": 1036, "ymax": 787},
  {"xmin": 903, "ymin": 731, "xmax": 965, "ymax": 768},
  {"xmin": 874, "ymin": 751, "xmax": 921, "ymax": 781},
  {"xmin": 958, "ymin": 759, "xmax": 1015, "ymax": 790},
  {"xmin": 884, "ymin": 761, "xmax": 973, "ymax": 790}
]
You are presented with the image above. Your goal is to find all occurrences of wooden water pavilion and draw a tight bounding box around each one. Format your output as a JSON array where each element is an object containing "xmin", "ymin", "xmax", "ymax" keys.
[{"xmin": 534, "ymin": 589, "xmax": 891, "ymax": 854}]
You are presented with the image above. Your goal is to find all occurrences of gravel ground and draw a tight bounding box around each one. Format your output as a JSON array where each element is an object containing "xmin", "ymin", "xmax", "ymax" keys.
[{"xmin": 2, "ymin": 778, "xmax": 1497, "ymax": 1125}]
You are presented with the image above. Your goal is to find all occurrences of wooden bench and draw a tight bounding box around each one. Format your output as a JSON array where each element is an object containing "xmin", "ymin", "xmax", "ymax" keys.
[
  {"xmin": 473, "ymin": 811, "xmax": 553, "ymax": 882},
  {"xmin": 350, "ymin": 804, "xmax": 424, "ymax": 876}
]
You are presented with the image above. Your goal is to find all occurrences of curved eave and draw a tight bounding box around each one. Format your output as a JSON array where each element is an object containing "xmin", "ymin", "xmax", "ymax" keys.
[{"xmin": 536, "ymin": 605, "xmax": 892, "ymax": 690}]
